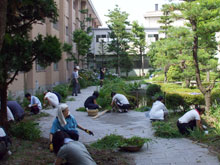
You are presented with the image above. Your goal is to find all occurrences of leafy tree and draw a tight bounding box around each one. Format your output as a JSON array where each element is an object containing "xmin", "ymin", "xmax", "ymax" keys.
[
  {"xmin": 130, "ymin": 21, "xmax": 147, "ymax": 76},
  {"xmin": 172, "ymin": 0, "xmax": 220, "ymax": 110},
  {"xmin": 0, "ymin": 0, "xmax": 63, "ymax": 129},
  {"xmin": 0, "ymin": 0, "xmax": 7, "ymax": 52},
  {"xmin": 98, "ymin": 40, "xmax": 108, "ymax": 67},
  {"xmin": 73, "ymin": 9, "xmax": 93, "ymax": 67},
  {"xmin": 106, "ymin": 5, "xmax": 131, "ymax": 75}
]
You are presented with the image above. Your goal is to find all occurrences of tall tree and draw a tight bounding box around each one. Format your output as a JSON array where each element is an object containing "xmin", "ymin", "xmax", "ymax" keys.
[
  {"xmin": 98, "ymin": 40, "xmax": 108, "ymax": 67},
  {"xmin": 0, "ymin": 0, "xmax": 8, "ymax": 52},
  {"xmin": 0, "ymin": 0, "xmax": 63, "ymax": 129},
  {"xmin": 73, "ymin": 9, "xmax": 93, "ymax": 67},
  {"xmin": 173, "ymin": 0, "xmax": 220, "ymax": 110},
  {"xmin": 106, "ymin": 5, "xmax": 130, "ymax": 75},
  {"xmin": 130, "ymin": 21, "xmax": 147, "ymax": 76}
]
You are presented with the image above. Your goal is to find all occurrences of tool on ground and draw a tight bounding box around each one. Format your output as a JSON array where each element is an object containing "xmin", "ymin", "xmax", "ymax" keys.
[
  {"xmin": 92, "ymin": 110, "xmax": 110, "ymax": 119},
  {"xmin": 85, "ymin": 129, "xmax": 94, "ymax": 136}
]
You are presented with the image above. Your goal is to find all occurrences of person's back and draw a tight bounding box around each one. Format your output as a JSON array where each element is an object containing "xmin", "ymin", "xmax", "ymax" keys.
[
  {"xmin": 58, "ymin": 140, "xmax": 96, "ymax": 165},
  {"xmin": 52, "ymin": 91, "xmax": 61, "ymax": 103},
  {"xmin": 149, "ymin": 100, "xmax": 167, "ymax": 120},
  {"xmin": 113, "ymin": 94, "xmax": 129, "ymax": 105},
  {"xmin": 7, "ymin": 101, "xmax": 24, "ymax": 121},
  {"xmin": 44, "ymin": 92, "xmax": 59, "ymax": 107},
  {"xmin": 84, "ymin": 96, "xmax": 95, "ymax": 107},
  {"xmin": 178, "ymin": 109, "xmax": 200, "ymax": 124}
]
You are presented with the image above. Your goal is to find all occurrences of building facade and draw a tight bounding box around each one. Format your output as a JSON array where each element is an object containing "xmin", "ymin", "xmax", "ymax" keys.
[{"xmin": 8, "ymin": 0, "xmax": 101, "ymax": 97}]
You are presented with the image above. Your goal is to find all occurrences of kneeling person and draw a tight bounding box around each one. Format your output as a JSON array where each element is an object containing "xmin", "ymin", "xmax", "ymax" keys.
[
  {"xmin": 177, "ymin": 106, "xmax": 205, "ymax": 135},
  {"xmin": 111, "ymin": 92, "xmax": 130, "ymax": 113},
  {"xmin": 149, "ymin": 96, "xmax": 168, "ymax": 121},
  {"xmin": 84, "ymin": 91, "xmax": 101, "ymax": 110},
  {"xmin": 25, "ymin": 93, "xmax": 42, "ymax": 114},
  {"xmin": 52, "ymin": 130, "xmax": 96, "ymax": 165}
]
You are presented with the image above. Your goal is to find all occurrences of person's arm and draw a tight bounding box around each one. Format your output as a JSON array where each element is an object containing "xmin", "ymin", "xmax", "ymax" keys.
[
  {"xmin": 77, "ymin": 124, "xmax": 94, "ymax": 135},
  {"xmin": 49, "ymin": 133, "xmax": 53, "ymax": 143},
  {"xmin": 196, "ymin": 120, "xmax": 203, "ymax": 131},
  {"xmin": 55, "ymin": 157, "xmax": 63, "ymax": 165},
  {"xmin": 94, "ymin": 99, "xmax": 97, "ymax": 105}
]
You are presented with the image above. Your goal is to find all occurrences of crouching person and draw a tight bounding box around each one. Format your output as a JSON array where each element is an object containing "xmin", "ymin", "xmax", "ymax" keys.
[
  {"xmin": 49, "ymin": 104, "xmax": 94, "ymax": 146},
  {"xmin": 177, "ymin": 105, "xmax": 205, "ymax": 135},
  {"xmin": 52, "ymin": 130, "xmax": 96, "ymax": 165},
  {"xmin": 25, "ymin": 93, "xmax": 42, "ymax": 114},
  {"xmin": 149, "ymin": 96, "xmax": 168, "ymax": 121},
  {"xmin": 111, "ymin": 92, "xmax": 130, "ymax": 113},
  {"xmin": 0, "ymin": 127, "xmax": 11, "ymax": 160},
  {"xmin": 84, "ymin": 91, "xmax": 101, "ymax": 110}
]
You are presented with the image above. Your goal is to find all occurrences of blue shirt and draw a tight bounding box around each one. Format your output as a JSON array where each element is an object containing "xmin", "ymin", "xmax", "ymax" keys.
[
  {"xmin": 31, "ymin": 96, "xmax": 42, "ymax": 110},
  {"xmin": 50, "ymin": 115, "xmax": 78, "ymax": 135}
]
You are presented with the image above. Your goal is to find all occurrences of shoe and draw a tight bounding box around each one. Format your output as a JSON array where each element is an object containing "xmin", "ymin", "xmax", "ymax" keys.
[
  {"xmin": 75, "ymin": 94, "xmax": 77, "ymax": 96},
  {"xmin": 118, "ymin": 109, "xmax": 123, "ymax": 113},
  {"xmin": 124, "ymin": 109, "xmax": 128, "ymax": 113}
]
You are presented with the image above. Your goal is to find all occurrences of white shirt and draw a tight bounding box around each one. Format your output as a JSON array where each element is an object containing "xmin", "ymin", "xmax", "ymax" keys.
[
  {"xmin": 149, "ymin": 101, "xmax": 168, "ymax": 120},
  {"xmin": 31, "ymin": 96, "xmax": 42, "ymax": 110},
  {"xmin": 112, "ymin": 94, "xmax": 129, "ymax": 105},
  {"xmin": 0, "ymin": 128, "xmax": 6, "ymax": 137},
  {"xmin": 44, "ymin": 92, "xmax": 59, "ymax": 107},
  {"xmin": 7, "ymin": 106, "xmax": 15, "ymax": 121},
  {"xmin": 178, "ymin": 109, "xmax": 200, "ymax": 124}
]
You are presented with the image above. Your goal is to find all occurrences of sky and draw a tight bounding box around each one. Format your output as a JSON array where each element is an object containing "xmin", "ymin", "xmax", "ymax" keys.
[{"xmin": 90, "ymin": 0, "xmax": 180, "ymax": 27}]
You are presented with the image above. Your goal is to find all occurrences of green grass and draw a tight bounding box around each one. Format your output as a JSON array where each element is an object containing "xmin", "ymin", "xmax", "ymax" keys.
[
  {"xmin": 90, "ymin": 134, "xmax": 151, "ymax": 150},
  {"xmin": 134, "ymin": 106, "xmax": 151, "ymax": 112},
  {"xmin": 76, "ymin": 107, "xmax": 87, "ymax": 112},
  {"xmin": 152, "ymin": 113, "xmax": 183, "ymax": 138}
]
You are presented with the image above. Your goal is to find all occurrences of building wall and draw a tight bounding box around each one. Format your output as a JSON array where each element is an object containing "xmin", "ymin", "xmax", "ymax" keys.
[{"xmin": 8, "ymin": 0, "xmax": 101, "ymax": 97}]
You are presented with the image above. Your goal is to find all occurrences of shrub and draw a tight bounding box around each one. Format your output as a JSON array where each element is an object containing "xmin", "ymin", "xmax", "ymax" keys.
[
  {"xmin": 10, "ymin": 121, "xmax": 41, "ymax": 141},
  {"xmin": 53, "ymin": 84, "xmax": 69, "ymax": 100},
  {"xmin": 146, "ymin": 84, "xmax": 162, "ymax": 98},
  {"xmin": 134, "ymin": 106, "xmax": 151, "ymax": 112},
  {"xmin": 97, "ymin": 78, "xmax": 137, "ymax": 109},
  {"xmin": 151, "ymin": 74, "xmax": 164, "ymax": 82},
  {"xmin": 167, "ymin": 65, "xmax": 182, "ymax": 82},
  {"xmin": 152, "ymin": 121, "xmax": 182, "ymax": 138},
  {"xmin": 90, "ymin": 134, "xmax": 151, "ymax": 150},
  {"xmin": 91, "ymin": 134, "xmax": 124, "ymax": 149}
]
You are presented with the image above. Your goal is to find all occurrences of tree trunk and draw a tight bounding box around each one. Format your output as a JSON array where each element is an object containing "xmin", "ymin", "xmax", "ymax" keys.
[
  {"xmin": 0, "ymin": 83, "xmax": 9, "ymax": 130},
  {"xmin": 141, "ymin": 54, "xmax": 144, "ymax": 76},
  {"xmin": 206, "ymin": 71, "xmax": 210, "ymax": 82},
  {"xmin": 0, "ymin": 0, "xmax": 8, "ymax": 52},
  {"xmin": 204, "ymin": 90, "xmax": 211, "ymax": 111},
  {"xmin": 185, "ymin": 78, "xmax": 190, "ymax": 88}
]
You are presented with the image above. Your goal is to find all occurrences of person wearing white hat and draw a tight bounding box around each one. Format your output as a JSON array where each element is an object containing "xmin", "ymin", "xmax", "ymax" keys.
[{"xmin": 49, "ymin": 104, "xmax": 94, "ymax": 150}]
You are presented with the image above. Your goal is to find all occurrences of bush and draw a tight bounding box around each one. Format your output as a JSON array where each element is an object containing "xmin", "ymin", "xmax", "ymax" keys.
[
  {"xmin": 146, "ymin": 84, "xmax": 162, "ymax": 98},
  {"xmin": 90, "ymin": 134, "xmax": 151, "ymax": 150},
  {"xmin": 167, "ymin": 65, "xmax": 182, "ymax": 81},
  {"xmin": 97, "ymin": 78, "xmax": 136, "ymax": 109},
  {"xmin": 53, "ymin": 84, "xmax": 69, "ymax": 100},
  {"xmin": 10, "ymin": 121, "xmax": 41, "ymax": 141},
  {"xmin": 152, "ymin": 121, "xmax": 182, "ymax": 138},
  {"xmin": 151, "ymin": 74, "xmax": 164, "ymax": 82}
]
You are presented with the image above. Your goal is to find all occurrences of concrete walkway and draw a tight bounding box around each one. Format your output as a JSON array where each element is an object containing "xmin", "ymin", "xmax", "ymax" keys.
[{"xmin": 38, "ymin": 86, "xmax": 219, "ymax": 165}]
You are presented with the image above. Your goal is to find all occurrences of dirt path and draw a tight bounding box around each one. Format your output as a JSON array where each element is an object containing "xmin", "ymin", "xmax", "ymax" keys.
[{"xmin": 38, "ymin": 86, "xmax": 219, "ymax": 165}]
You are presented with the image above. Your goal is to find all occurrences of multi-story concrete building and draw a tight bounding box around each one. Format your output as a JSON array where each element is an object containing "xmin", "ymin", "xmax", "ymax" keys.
[
  {"xmin": 90, "ymin": 27, "xmax": 160, "ymax": 76},
  {"xmin": 8, "ymin": 0, "xmax": 101, "ymax": 97}
]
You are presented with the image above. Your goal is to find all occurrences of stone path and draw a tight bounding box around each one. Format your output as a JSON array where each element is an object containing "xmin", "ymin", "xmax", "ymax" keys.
[{"xmin": 38, "ymin": 86, "xmax": 220, "ymax": 165}]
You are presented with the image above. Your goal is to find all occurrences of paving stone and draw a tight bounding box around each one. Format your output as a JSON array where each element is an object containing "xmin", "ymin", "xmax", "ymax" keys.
[{"xmin": 38, "ymin": 85, "xmax": 220, "ymax": 165}]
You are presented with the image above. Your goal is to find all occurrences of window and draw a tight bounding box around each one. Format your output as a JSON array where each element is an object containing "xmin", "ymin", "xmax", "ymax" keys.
[
  {"xmin": 66, "ymin": 26, "xmax": 69, "ymax": 36},
  {"xmin": 155, "ymin": 4, "xmax": 159, "ymax": 11},
  {"xmin": 96, "ymin": 35, "xmax": 107, "ymax": 42},
  {"xmin": 148, "ymin": 34, "xmax": 159, "ymax": 41},
  {"xmin": 54, "ymin": 63, "xmax": 59, "ymax": 71},
  {"xmin": 36, "ymin": 61, "xmax": 45, "ymax": 72}
]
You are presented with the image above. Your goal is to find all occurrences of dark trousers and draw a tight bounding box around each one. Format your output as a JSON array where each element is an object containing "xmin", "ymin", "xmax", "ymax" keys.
[
  {"xmin": 65, "ymin": 130, "xmax": 79, "ymax": 141},
  {"xmin": 30, "ymin": 106, "xmax": 39, "ymax": 114},
  {"xmin": 177, "ymin": 120, "xmax": 196, "ymax": 135},
  {"xmin": 72, "ymin": 80, "xmax": 79, "ymax": 96},
  {"xmin": 85, "ymin": 104, "xmax": 99, "ymax": 110}
]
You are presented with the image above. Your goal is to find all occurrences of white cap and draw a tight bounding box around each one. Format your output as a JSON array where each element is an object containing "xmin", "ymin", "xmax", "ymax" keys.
[{"xmin": 76, "ymin": 66, "xmax": 80, "ymax": 70}]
